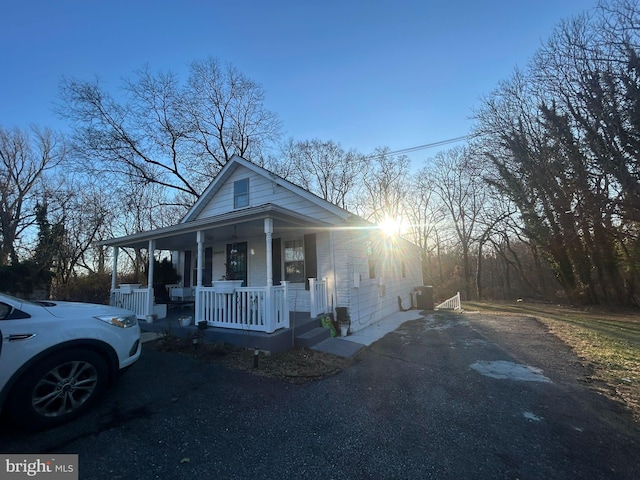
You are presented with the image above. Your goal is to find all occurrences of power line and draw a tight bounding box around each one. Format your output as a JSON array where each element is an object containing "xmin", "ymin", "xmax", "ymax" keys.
[{"xmin": 365, "ymin": 135, "xmax": 470, "ymax": 159}]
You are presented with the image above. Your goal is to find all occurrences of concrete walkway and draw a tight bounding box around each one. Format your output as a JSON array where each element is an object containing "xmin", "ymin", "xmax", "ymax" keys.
[{"xmin": 312, "ymin": 310, "xmax": 425, "ymax": 357}]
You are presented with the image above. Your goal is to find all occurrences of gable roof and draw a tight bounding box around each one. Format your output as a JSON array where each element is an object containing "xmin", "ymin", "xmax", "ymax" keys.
[{"xmin": 181, "ymin": 154, "xmax": 359, "ymax": 224}]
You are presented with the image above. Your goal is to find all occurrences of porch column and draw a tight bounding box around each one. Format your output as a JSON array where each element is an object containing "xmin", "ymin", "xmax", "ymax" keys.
[
  {"xmin": 111, "ymin": 246, "xmax": 119, "ymax": 291},
  {"xmin": 264, "ymin": 218, "xmax": 273, "ymax": 287},
  {"xmin": 147, "ymin": 240, "xmax": 155, "ymax": 316},
  {"xmin": 264, "ymin": 218, "xmax": 274, "ymax": 331},
  {"xmin": 309, "ymin": 278, "xmax": 317, "ymax": 317},
  {"xmin": 195, "ymin": 231, "xmax": 205, "ymax": 323},
  {"xmin": 196, "ymin": 231, "xmax": 204, "ymax": 287}
]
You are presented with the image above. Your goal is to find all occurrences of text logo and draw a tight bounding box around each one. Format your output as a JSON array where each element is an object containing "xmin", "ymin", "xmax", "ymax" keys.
[{"xmin": 1, "ymin": 455, "xmax": 78, "ymax": 479}]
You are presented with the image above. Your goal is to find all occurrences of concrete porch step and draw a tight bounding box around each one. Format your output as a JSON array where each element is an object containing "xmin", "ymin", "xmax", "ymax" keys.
[{"xmin": 295, "ymin": 326, "xmax": 331, "ymax": 348}]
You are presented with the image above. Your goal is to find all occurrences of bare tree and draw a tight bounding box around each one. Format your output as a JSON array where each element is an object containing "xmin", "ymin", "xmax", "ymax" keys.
[
  {"xmin": 405, "ymin": 169, "xmax": 447, "ymax": 284},
  {"xmin": 0, "ymin": 126, "xmax": 65, "ymax": 265},
  {"xmin": 474, "ymin": 193, "xmax": 518, "ymax": 300},
  {"xmin": 474, "ymin": 0, "xmax": 640, "ymax": 305},
  {"xmin": 186, "ymin": 58, "xmax": 281, "ymax": 171},
  {"xmin": 429, "ymin": 147, "xmax": 485, "ymax": 300},
  {"xmin": 359, "ymin": 147, "xmax": 410, "ymax": 223},
  {"xmin": 276, "ymin": 138, "xmax": 367, "ymax": 210},
  {"xmin": 58, "ymin": 57, "xmax": 281, "ymax": 206}
]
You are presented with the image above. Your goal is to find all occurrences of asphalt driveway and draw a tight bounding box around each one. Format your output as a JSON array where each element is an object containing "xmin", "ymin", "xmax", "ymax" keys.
[{"xmin": 1, "ymin": 311, "xmax": 638, "ymax": 479}]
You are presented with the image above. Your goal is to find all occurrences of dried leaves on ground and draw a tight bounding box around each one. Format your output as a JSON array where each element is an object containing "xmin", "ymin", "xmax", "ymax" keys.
[{"xmin": 146, "ymin": 333, "xmax": 354, "ymax": 384}]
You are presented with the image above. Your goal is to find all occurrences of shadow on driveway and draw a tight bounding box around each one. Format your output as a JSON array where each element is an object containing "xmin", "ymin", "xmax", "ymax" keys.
[{"xmin": 1, "ymin": 311, "xmax": 638, "ymax": 479}]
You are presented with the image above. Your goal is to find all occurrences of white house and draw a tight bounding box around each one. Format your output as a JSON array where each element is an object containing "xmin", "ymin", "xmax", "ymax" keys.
[{"xmin": 102, "ymin": 155, "xmax": 423, "ymax": 350}]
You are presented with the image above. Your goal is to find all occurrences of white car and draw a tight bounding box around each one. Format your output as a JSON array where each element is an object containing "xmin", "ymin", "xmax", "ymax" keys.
[{"xmin": 0, "ymin": 292, "xmax": 141, "ymax": 429}]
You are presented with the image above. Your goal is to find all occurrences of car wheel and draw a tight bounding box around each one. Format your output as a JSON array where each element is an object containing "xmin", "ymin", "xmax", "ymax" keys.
[{"xmin": 8, "ymin": 349, "xmax": 109, "ymax": 430}]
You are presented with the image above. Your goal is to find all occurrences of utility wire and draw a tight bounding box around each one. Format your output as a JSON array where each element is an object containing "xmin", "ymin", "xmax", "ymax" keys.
[{"xmin": 365, "ymin": 135, "xmax": 471, "ymax": 159}]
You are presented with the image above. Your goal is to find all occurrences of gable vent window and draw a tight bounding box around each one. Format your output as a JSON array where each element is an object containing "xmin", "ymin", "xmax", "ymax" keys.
[{"xmin": 234, "ymin": 179, "xmax": 249, "ymax": 208}]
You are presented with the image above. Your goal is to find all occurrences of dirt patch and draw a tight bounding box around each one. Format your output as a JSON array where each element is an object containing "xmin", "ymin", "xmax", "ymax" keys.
[{"xmin": 145, "ymin": 333, "xmax": 354, "ymax": 384}]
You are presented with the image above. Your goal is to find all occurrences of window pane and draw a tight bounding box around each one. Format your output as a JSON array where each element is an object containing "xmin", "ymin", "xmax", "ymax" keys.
[
  {"xmin": 284, "ymin": 239, "xmax": 305, "ymax": 282},
  {"xmin": 284, "ymin": 240, "xmax": 304, "ymax": 261},
  {"xmin": 234, "ymin": 179, "xmax": 249, "ymax": 208},
  {"xmin": 235, "ymin": 179, "xmax": 248, "ymax": 194},
  {"xmin": 285, "ymin": 261, "xmax": 305, "ymax": 283}
]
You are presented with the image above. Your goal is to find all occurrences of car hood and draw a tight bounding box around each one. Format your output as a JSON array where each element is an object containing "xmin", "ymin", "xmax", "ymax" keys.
[{"xmin": 41, "ymin": 301, "xmax": 135, "ymax": 318}]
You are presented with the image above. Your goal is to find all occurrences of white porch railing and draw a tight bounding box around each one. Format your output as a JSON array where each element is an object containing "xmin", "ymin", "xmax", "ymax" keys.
[
  {"xmin": 196, "ymin": 283, "xmax": 289, "ymax": 333},
  {"xmin": 435, "ymin": 292, "xmax": 462, "ymax": 311},
  {"xmin": 110, "ymin": 287, "xmax": 152, "ymax": 319},
  {"xmin": 309, "ymin": 277, "xmax": 329, "ymax": 318}
]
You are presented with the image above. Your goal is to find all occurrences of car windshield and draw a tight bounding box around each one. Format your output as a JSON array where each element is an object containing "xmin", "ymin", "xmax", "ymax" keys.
[{"xmin": 0, "ymin": 292, "xmax": 44, "ymax": 307}]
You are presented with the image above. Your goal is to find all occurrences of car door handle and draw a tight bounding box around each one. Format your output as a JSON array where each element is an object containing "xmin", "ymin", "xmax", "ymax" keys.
[{"xmin": 6, "ymin": 334, "xmax": 37, "ymax": 341}]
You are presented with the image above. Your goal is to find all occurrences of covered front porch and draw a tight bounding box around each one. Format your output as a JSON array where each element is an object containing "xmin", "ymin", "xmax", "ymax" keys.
[
  {"xmin": 104, "ymin": 206, "xmax": 332, "ymax": 334},
  {"xmin": 111, "ymin": 280, "xmax": 328, "ymax": 334},
  {"xmin": 138, "ymin": 309, "xmax": 328, "ymax": 354}
]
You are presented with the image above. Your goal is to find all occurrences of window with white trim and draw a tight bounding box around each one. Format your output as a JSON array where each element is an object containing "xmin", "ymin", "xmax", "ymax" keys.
[
  {"xmin": 284, "ymin": 239, "xmax": 305, "ymax": 283},
  {"xmin": 234, "ymin": 179, "xmax": 249, "ymax": 208}
]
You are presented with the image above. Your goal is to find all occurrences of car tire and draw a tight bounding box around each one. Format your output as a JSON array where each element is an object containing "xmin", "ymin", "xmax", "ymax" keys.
[{"xmin": 7, "ymin": 348, "xmax": 109, "ymax": 430}]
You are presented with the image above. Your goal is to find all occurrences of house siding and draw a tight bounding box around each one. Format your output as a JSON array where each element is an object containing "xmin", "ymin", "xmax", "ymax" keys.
[
  {"xmin": 332, "ymin": 228, "xmax": 423, "ymax": 333},
  {"xmin": 196, "ymin": 166, "xmax": 343, "ymax": 224},
  {"xmin": 331, "ymin": 228, "xmax": 354, "ymax": 315}
]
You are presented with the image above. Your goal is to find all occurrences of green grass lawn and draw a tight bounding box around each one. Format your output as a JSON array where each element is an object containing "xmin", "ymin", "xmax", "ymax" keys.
[{"xmin": 464, "ymin": 301, "xmax": 640, "ymax": 421}]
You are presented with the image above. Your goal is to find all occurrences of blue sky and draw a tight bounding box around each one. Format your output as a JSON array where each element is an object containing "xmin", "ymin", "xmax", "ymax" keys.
[{"xmin": 3, "ymin": 0, "xmax": 594, "ymax": 166}]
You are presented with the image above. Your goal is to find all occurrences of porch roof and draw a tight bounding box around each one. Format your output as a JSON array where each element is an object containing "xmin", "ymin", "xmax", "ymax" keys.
[{"xmin": 100, "ymin": 203, "xmax": 332, "ymax": 250}]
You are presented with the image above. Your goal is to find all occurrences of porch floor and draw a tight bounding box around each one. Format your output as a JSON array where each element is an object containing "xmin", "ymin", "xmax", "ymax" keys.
[{"xmin": 139, "ymin": 307, "xmax": 319, "ymax": 354}]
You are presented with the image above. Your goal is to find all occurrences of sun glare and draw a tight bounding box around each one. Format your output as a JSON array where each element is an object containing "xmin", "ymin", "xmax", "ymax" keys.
[{"xmin": 379, "ymin": 216, "xmax": 402, "ymax": 237}]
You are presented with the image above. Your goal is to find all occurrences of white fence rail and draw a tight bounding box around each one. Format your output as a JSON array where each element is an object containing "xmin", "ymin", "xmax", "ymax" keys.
[
  {"xmin": 110, "ymin": 287, "xmax": 151, "ymax": 319},
  {"xmin": 196, "ymin": 283, "xmax": 289, "ymax": 333},
  {"xmin": 435, "ymin": 292, "xmax": 462, "ymax": 311},
  {"xmin": 309, "ymin": 277, "xmax": 329, "ymax": 318}
]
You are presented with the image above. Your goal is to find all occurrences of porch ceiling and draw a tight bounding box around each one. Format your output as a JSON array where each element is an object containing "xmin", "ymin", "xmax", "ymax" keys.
[{"xmin": 101, "ymin": 204, "xmax": 331, "ymax": 251}]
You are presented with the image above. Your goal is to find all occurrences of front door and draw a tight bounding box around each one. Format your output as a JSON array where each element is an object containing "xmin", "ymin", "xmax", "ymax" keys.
[{"xmin": 226, "ymin": 242, "xmax": 247, "ymax": 286}]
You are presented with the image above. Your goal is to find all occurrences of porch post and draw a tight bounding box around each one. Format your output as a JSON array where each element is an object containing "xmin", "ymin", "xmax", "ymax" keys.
[
  {"xmin": 147, "ymin": 240, "xmax": 155, "ymax": 317},
  {"xmin": 111, "ymin": 246, "xmax": 119, "ymax": 291},
  {"xmin": 196, "ymin": 231, "xmax": 204, "ymax": 287},
  {"xmin": 264, "ymin": 218, "xmax": 274, "ymax": 331},
  {"xmin": 264, "ymin": 218, "xmax": 273, "ymax": 287},
  {"xmin": 109, "ymin": 246, "xmax": 119, "ymax": 307},
  {"xmin": 309, "ymin": 278, "xmax": 317, "ymax": 317},
  {"xmin": 196, "ymin": 231, "xmax": 204, "ymax": 323}
]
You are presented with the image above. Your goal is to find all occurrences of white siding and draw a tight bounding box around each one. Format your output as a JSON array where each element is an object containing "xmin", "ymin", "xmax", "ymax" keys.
[
  {"xmin": 316, "ymin": 230, "xmax": 333, "ymax": 308},
  {"xmin": 196, "ymin": 166, "xmax": 342, "ymax": 224},
  {"xmin": 331, "ymin": 228, "xmax": 354, "ymax": 313},
  {"xmin": 332, "ymin": 228, "xmax": 423, "ymax": 333},
  {"xmin": 175, "ymin": 161, "xmax": 425, "ymax": 326}
]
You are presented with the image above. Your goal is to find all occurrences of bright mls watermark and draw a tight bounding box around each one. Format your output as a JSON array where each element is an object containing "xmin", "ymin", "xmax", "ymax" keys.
[{"xmin": 1, "ymin": 455, "xmax": 78, "ymax": 479}]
